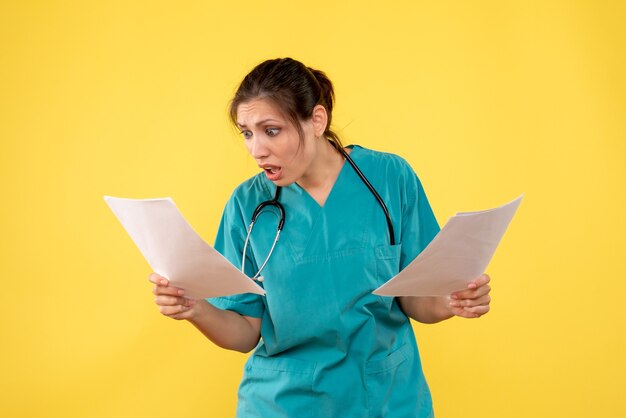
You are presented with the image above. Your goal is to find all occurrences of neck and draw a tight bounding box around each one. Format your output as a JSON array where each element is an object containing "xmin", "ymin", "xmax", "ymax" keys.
[{"xmin": 296, "ymin": 139, "xmax": 345, "ymax": 199}]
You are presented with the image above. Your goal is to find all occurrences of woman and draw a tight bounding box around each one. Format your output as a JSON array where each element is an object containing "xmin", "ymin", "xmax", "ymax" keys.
[{"xmin": 149, "ymin": 57, "xmax": 491, "ymax": 417}]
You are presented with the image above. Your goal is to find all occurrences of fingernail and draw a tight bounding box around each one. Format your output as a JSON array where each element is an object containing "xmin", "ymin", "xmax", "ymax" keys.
[
  {"xmin": 178, "ymin": 289, "xmax": 184, "ymax": 295},
  {"xmin": 160, "ymin": 279, "xmax": 167, "ymax": 285}
]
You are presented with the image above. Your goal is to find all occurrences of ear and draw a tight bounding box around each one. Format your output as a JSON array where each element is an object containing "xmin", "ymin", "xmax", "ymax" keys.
[{"xmin": 311, "ymin": 104, "xmax": 328, "ymax": 137}]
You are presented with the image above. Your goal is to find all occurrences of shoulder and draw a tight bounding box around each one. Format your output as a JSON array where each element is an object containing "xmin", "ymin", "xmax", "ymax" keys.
[
  {"xmin": 230, "ymin": 173, "xmax": 273, "ymax": 205},
  {"xmin": 349, "ymin": 145, "xmax": 429, "ymax": 209},
  {"xmin": 221, "ymin": 173, "xmax": 274, "ymax": 226},
  {"xmin": 349, "ymin": 145, "xmax": 418, "ymax": 183}
]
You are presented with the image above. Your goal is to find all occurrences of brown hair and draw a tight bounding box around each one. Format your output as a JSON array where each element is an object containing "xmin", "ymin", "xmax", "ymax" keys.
[{"xmin": 229, "ymin": 57, "xmax": 343, "ymax": 151}]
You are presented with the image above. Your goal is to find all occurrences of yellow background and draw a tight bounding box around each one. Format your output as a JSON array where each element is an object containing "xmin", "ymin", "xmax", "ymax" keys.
[{"xmin": 1, "ymin": 1, "xmax": 624, "ymax": 417}]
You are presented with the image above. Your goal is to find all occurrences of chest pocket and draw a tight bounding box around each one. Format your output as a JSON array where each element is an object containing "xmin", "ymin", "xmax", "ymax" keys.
[
  {"xmin": 372, "ymin": 243, "xmax": 402, "ymax": 310},
  {"xmin": 375, "ymin": 243, "xmax": 402, "ymax": 284}
]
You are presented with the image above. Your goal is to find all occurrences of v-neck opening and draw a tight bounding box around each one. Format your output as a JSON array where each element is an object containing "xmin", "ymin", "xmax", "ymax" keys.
[{"xmin": 293, "ymin": 145, "xmax": 359, "ymax": 210}]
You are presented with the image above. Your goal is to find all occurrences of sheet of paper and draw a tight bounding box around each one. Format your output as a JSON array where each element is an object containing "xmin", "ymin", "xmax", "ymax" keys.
[
  {"xmin": 373, "ymin": 195, "xmax": 523, "ymax": 297},
  {"xmin": 104, "ymin": 196, "xmax": 265, "ymax": 299}
]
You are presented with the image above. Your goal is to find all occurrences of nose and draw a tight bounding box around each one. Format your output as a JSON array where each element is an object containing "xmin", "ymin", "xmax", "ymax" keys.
[{"xmin": 248, "ymin": 136, "xmax": 269, "ymax": 160}]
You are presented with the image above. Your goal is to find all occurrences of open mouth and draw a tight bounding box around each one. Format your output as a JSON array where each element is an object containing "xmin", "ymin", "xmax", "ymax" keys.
[
  {"xmin": 264, "ymin": 167, "xmax": 280, "ymax": 174},
  {"xmin": 262, "ymin": 165, "xmax": 283, "ymax": 181}
]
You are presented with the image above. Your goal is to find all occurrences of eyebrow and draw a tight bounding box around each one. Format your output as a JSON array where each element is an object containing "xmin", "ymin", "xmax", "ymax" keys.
[{"xmin": 237, "ymin": 119, "xmax": 281, "ymax": 128}]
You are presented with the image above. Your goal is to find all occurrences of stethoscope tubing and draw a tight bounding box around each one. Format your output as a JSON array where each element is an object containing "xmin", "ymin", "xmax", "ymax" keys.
[
  {"xmin": 339, "ymin": 147, "xmax": 395, "ymax": 246},
  {"xmin": 241, "ymin": 187, "xmax": 284, "ymax": 280},
  {"xmin": 242, "ymin": 146, "xmax": 395, "ymax": 280}
]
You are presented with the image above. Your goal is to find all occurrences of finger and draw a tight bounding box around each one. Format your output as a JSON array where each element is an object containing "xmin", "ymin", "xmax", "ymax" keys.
[
  {"xmin": 152, "ymin": 285, "xmax": 185, "ymax": 297},
  {"xmin": 449, "ymin": 294, "xmax": 491, "ymax": 308},
  {"xmin": 451, "ymin": 304, "xmax": 490, "ymax": 318},
  {"xmin": 451, "ymin": 284, "xmax": 491, "ymax": 301},
  {"xmin": 170, "ymin": 307, "xmax": 195, "ymax": 320},
  {"xmin": 155, "ymin": 295, "xmax": 181, "ymax": 306},
  {"xmin": 159, "ymin": 304, "xmax": 192, "ymax": 317},
  {"xmin": 463, "ymin": 304, "xmax": 491, "ymax": 316},
  {"xmin": 155, "ymin": 295, "xmax": 196, "ymax": 307},
  {"xmin": 467, "ymin": 274, "xmax": 490, "ymax": 290},
  {"xmin": 148, "ymin": 273, "xmax": 169, "ymax": 286},
  {"xmin": 450, "ymin": 306, "xmax": 476, "ymax": 318}
]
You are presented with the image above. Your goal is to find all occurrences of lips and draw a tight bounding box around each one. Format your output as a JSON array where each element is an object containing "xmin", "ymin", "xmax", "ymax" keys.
[{"xmin": 260, "ymin": 164, "xmax": 283, "ymax": 182}]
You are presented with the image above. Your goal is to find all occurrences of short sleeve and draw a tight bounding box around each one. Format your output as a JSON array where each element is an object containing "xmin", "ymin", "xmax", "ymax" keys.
[
  {"xmin": 206, "ymin": 193, "xmax": 265, "ymax": 318},
  {"xmin": 398, "ymin": 166, "xmax": 441, "ymax": 271}
]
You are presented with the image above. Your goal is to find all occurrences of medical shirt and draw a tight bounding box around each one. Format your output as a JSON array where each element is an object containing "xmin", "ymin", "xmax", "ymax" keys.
[{"xmin": 209, "ymin": 145, "xmax": 440, "ymax": 418}]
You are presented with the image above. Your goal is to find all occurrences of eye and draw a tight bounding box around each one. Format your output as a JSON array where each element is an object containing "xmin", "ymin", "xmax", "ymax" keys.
[
  {"xmin": 241, "ymin": 130, "xmax": 252, "ymax": 140},
  {"xmin": 266, "ymin": 127, "xmax": 280, "ymax": 137}
]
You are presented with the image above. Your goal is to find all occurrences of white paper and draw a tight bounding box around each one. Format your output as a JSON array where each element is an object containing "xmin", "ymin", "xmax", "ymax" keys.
[
  {"xmin": 373, "ymin": 195, "xmax": 523, "ymax": 297},
  {"xmin": 104, "ymin": 196, "xmax": 265, "ymax": 299}
]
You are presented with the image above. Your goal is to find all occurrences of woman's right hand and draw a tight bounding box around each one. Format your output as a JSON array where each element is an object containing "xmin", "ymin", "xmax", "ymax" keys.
[
  {"xmin": 148, "ymin": 273, "xmax": 198, "ymax": 320},
  {"xmin": 148, "ymin": 273, "xmax": 261, "ymax": 352}
]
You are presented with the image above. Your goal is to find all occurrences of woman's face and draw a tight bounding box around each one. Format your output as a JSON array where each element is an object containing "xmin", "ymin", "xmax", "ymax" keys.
[{"xmin": 236, "ymin": 98, "xmax": 318, "ymax": 186}]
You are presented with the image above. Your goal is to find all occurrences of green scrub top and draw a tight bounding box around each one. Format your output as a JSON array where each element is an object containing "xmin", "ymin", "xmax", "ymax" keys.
[{"xmin": 209, "ymin": 145, "xmax": 440, "ymax": 418}]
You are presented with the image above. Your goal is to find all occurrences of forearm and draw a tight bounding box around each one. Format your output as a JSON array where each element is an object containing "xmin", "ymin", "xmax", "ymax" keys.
[
  {"xmin": 187, "ymin": 299, "xmax": 261, "ymax": 353},
  {"xmin": 397, "ymin": 296, "xmax": 454, "ymax": 324}
]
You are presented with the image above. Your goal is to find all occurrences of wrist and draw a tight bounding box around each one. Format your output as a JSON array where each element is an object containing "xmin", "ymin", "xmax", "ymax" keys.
[
  {"xmin": 187, "ymin": 299, "xmax": 211, "ymax": 324},
  {"xmin": 438, "ymin": 295, "xmax": 455, "ymax": 321}
]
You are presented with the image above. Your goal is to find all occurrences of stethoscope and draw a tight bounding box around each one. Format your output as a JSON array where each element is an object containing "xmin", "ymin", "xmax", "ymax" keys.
[{"xmin": 242, "ymin": 146, "xmax": 395, "ymax": 281}]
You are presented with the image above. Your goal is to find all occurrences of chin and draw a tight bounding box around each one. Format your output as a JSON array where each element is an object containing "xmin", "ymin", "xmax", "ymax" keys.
[{"xmin": 273, "ymin": 178, "xmax": 295, "ymax": 187}]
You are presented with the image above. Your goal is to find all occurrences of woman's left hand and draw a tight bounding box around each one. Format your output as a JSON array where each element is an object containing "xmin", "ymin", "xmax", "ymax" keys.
[{"xmin": 448, "ymin": 274, "xmax": 491, "ymax": 319}]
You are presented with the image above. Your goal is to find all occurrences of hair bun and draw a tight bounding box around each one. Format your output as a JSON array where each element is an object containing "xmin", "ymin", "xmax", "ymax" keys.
[{"xmin": 308, "ymin": 67, "xmax": 335, "ymax": 113}]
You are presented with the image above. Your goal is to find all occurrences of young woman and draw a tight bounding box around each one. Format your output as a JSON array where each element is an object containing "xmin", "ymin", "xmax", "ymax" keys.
[{"xmin": 149, "ymin": 57, "xmax": 491, "ymax": 418}]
